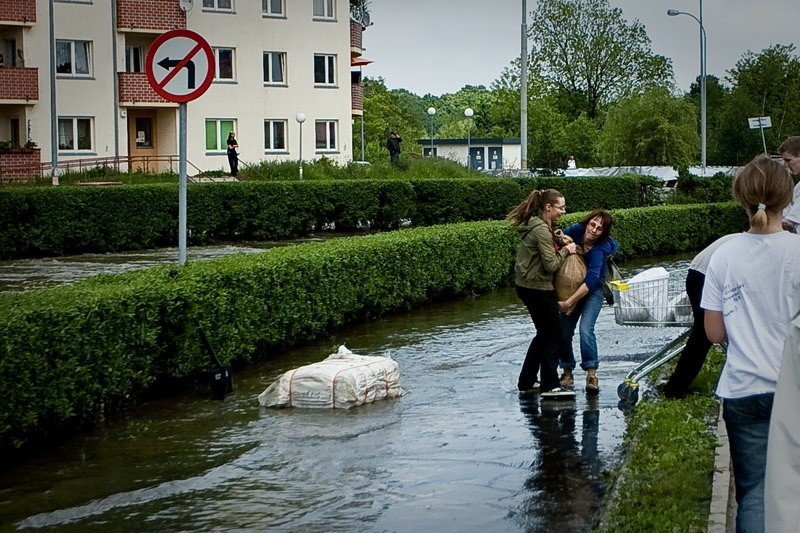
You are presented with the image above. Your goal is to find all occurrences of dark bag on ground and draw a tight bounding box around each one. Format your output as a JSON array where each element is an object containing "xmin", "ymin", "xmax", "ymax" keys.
[{"xmin": 603, "ymin": 257, "xmax": 622, "ymax": 306}]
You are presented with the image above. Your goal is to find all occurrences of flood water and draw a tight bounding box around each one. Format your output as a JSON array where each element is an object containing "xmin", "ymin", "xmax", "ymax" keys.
[{"xmin": 0, "ymin": 246, "xmax": 693, "ymax": 532}]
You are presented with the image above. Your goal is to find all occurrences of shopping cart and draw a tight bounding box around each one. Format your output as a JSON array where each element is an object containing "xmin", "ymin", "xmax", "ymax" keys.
[{"xmin": 611, "ymin": 268, "xmax": 693, "ymax": 404}]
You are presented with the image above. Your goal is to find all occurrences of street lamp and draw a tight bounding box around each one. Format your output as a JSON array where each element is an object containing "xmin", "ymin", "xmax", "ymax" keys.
[
  {"xmin": 668, "ymin": 2, "xmax": 706, "ymax": 175},
  {"xmin": 427, "ymin": 107, "xmax": 436, "ymax": 156},
  {"xmin": 295, "ymin": 112, "xmax": 306, "ymax": 179},
  {"xmin": 464, "ymin": 108, "xmax": 474, "ymax": 168}
]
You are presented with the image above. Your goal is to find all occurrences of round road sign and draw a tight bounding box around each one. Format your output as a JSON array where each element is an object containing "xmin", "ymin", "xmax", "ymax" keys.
[{"xmin": 145, "ymin": 29, "xmax": 215, "ymax": 103}]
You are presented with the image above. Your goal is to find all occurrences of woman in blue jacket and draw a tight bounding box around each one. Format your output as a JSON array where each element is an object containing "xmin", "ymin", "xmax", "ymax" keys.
[{"xmin": 557, "ymin": 209, "xmax": 619, "ymax": 393}]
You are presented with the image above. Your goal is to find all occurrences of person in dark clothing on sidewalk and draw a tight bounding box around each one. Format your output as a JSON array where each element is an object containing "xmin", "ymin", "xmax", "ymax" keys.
[
  {"xmin": 386, "ymin": 131, "xmax": 402, "ymax": 166},
  {"xmin": 227, "ymin": 131, "xmax": 239, "ymax": 177}
]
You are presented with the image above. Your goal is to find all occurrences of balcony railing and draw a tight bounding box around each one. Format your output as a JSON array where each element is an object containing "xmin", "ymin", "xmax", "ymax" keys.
[
  {"xmin": 0, "ymin": 67, "xmax": 38, "ymax": 102},
  {"xmin": 350, "ymin": 19, "xmax": 363, "ymax": 55},
  {"xmin": 0, "ymin": 0, "xmax": 36, "ymax": 25},
  {"xmin": 118, "ymin": 72, "xmax": 172, "ymax": 105},
  {"xmin": 351, "ymin": 83, "xmax": 363, "ymax": 115},
  {"xmin": 116, "ymin": 0, "xmax": 185, "ymax": 31}
]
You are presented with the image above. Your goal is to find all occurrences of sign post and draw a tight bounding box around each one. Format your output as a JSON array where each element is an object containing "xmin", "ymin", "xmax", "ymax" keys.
[
  {"xmin": 146, "ymin": 29, "xmax": 214, "ymax": 265},
  {"xmin": 748, "ymin": 116, "xmax": 772, "ymax": 155}
]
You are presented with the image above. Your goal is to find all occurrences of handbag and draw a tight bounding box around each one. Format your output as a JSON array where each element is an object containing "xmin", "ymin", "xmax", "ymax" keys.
[{"xmin": 602, "ymin": 256, "xmax": 622, "ymax": 306}]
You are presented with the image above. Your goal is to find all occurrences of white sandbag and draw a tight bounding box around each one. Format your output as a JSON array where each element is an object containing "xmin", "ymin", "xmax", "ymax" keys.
[
  {"xmin": 669, "ymin": 291, "xmax": 693, "ymax": 326},
  {"xmin": 613, "ymin": 267, "xmax": 671, "ymax": 325},
  {"xmin": 258, "ymin": 345, "xmax": 404, "ymax": 409}
]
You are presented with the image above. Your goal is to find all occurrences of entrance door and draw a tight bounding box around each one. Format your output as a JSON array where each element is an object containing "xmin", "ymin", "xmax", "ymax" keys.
[
  {"xmin": 470, "ymin": 147, "xmax": 485, "ymax": 170},
  {"xmin": 127, "ymin": 110, "xmax": 157, "ymax": 172},
  {"xmin": 488, "ymin": 147, "xmax": 503, "ymax": 170}
]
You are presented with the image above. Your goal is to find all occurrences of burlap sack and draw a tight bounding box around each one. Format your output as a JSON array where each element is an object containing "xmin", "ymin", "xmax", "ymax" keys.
[{"xmin": 554, "ymin": 232, "xmax": 586, "ymax": 300}]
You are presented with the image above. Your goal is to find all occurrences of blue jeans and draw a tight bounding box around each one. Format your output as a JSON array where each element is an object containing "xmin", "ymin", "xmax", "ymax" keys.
[
  {"xmin": 723, "ymin": 393, "xmax": 774, "ymax": 533},
  {"xmin": 559, "ymin": 287, "xmax": 604, "ymax": 371}
]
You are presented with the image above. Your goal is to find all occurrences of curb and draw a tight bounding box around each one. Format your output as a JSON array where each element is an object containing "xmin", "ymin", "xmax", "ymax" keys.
[{"xmin": 708, "ymin": 403, "xmax": 735, "ymax": 533}]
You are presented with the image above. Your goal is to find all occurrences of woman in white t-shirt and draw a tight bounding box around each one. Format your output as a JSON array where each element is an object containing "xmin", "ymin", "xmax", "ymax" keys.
[{"xmin": 702, "ymin": 154, "xmax": 800, "ymax": 533}]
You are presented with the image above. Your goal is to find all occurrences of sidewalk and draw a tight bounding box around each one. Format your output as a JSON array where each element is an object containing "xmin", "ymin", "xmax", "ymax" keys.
[{"xmin": 708, "ymin": 404, "xmax": 736, "ymax": 533}]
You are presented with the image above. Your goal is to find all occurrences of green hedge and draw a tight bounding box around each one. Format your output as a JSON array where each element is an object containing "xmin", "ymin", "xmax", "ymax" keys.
[
  {"xmin": 0, "ymin": 202, "xmax": 746, "ymax": 450},
  {"xmin": 0, "ymin": 176, "xmax": 661, "ymax": 259}
]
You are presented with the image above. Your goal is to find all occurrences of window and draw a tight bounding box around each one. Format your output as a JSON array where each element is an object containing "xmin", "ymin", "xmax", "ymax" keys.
[
  {"xmin": 312, "ymin": 0, "xmax": 335, "ymax": 19},
  {"xmin": 264, "ymin": 120, "xmax": 287, "ymax": 151},
  {"xmin": 58, "ymin": 117, "xmax": 93, "ymax": 151},
  {"xmin": 313, "ymin": 54, "xmax": 336, "ymax": 86},
  {"xmin": 214, "ymin": 48, "xmax": 235, "ymax": 81},
  {"xmin": 135, "ymin": 118, "xmax": 153, "ymax": 148},
  {"xmin": 125, "ymin": 46, "xmax": 143, "ymax": 73},
  {"xmin": 205, "ymin": 119, "xmax": 235, "ymax": 151},
  {"xmin": 262, "ymin": 0, "xmax": 283, "ymax": 16},
  {"xmin": 203, "ymin": 0, "xmax": 233, "ymax": 10},
  {"xmin": 56, "ymin": 40, "xmax": 91, "ymax": 76},
  {"xmin": 262, "ymin": 52, "xmax": 286, "ymax": 84},
  {"xmin": 315, "ymin": 120, "xmax": 337, "ymax": 151}
]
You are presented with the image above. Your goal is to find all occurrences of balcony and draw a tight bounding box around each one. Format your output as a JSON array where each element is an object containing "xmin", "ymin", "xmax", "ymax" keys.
[
  {"xmin": 118, "ymin": 72, "xmax": 172, "ymax": 105},
  {"xmin": 0, "ymin": 0, "xmax": 36, "ymax": 25},
  {"xmin": 350, "ymin": 19, "xmax": 363, "ymax": 57},
  {"xmin": 0, "ymin": 67, "xmax": 38, "ymax": 103},
  {"xmin": 117, "ymin": 0, "xmax": 185, "ymax": 32},
  {"xmin": 351, "ymin": 83, "xmax": 363, "ymax": 116}
]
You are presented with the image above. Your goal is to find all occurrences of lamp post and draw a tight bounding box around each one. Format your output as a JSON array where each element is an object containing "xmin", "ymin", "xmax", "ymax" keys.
[
  {"xmin": 295, "ymin": 112, "xmax": 306, "ymax": 179},
  {"xmin": 520, "ymin": 0, "xmax": 528, "ymax": 172},
  {"xmin": 464, "ymin": 107, "xmax": 474, "ymax": 168},
  {"xmin": 668, "ymin": 2, "xmax": 706, "ymax": 175},
  {"xmin": 427, "ymin": 107, "xmax": 436, "ymax": 156}
]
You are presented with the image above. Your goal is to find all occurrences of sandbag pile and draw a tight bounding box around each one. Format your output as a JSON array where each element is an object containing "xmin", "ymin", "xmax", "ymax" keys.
[{"xmin": 258, "ymin": 346, "xmax": 404, "ymax": 409}]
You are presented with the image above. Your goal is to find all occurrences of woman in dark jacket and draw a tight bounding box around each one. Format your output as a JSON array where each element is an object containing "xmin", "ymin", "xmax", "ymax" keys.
[
  {"xmin": 508, "ymin": 188, "xmax": 577, "ymax": 398},
  {"xmin": 556, "ymin": 209, "xmax": 619, "ymax": 394}
]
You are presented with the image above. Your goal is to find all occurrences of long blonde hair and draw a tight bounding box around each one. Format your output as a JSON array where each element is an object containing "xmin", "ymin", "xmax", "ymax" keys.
[
  {"xmin": 507, "ymin": 189, "xmax": 564, "ymax": 227},
  {"xmin": 732, "ymin": 155, "xmax": 793, "ymax": 230}
]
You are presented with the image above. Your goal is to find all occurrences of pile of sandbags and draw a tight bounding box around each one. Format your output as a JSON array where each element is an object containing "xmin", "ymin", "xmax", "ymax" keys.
[{"xmin": 258, "ymin": 346, "xmax": 404, "ymax": 409}]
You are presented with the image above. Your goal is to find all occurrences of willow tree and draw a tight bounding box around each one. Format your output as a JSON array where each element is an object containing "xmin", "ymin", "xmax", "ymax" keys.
[{"xmin": 528, "ymin": 0, "xmax": 674, "ymax": 118}]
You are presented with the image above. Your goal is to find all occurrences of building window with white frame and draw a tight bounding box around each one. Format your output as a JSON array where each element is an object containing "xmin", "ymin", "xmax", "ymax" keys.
[
  {"xmin": 203, "ymin": 0, "xmax": 233, "ymax": 11},
  {"xmin": 57, "ymin": 117, "xmax": 93, "ymax": 151},
  {"xmin": 264, "ymin": 120, "xmax": 287, "ymax": 151},
  {"xmin": 313, "ymin": 54, "xmax": 336, "ymax": 86},
  {"xmin": 205, "ymin": 119, "xmax": 236, "ymax": 151},
  {"xmin": 262, "ymin": 0, "xmax": 284, "ymax": 16},
  {"xmin": 315, "ymin": 120, "xmax": 337, "ymax": 151},
  {"xmin": 56, "ymin": 40, "xmax": 92, "ymax": 76},
  {"xmin": 263, "ymin": 52, "xmax": 286, "ymax": 85},
  {"xmin": 312, "ymin": 0, "xmax": 335, "ymax": 19},
  {"xmin": 125, "ymin": 46, "xmax": 143, "ymax": 73},
  {"xmin": 213, "ymin": 48, "xmax": 235, "ymax": 81}
]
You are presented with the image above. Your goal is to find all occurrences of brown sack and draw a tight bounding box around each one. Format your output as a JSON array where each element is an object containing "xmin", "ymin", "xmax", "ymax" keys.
[{"xmin": 554, "ymin": 248, "xmax": 586, "ymax": 301}]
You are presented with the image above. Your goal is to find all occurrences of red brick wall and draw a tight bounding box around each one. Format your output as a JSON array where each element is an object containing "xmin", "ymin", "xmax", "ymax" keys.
[
  {"xmin": 0, "ymin": 0, "xmax": 36, "ymax": 24},
  {"xmin": 118, "ymin": 72, "xmax": 171, "ymax": 104},
  {"xmin": 117, "ymin": 0, "xmax": 185, "ymax": 31},
  {"xmin": 0, "ymin": 68, "xmax": 39, "ymax": 101},
  {"xmin": 351, "ymin": 83, "xmax": 363, "ymax": 115},
  {"xmin": 0, "ymin": 148, "xmax": 42, "ymax": 180},
  {"xmin": 350, "ymin": 19, "xmax": 363, "ymax": 52}
]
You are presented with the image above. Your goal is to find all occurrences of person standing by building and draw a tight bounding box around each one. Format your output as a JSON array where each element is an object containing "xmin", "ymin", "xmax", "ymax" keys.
[
  {"xmin": 386, "ymin": 131, "xmax": 402, "ymax": 166},
  {"xmin": 507, "ymin": 188, "xmax": 578, "ymax": 399},
  {"xmin": 566, "ymin": 155, "xmax": 577, "ymax": 169},
  {"xmin": 779, "ymin": 136, "xmax": 800, "ymax": 232},
  {"xmin": 702, "ymin": 154, "xmax": 800, "ymax": 532},
  {"xmin": 227, "ymin": 131, "xmax": 239, "ymax": 177},
  {"xmin": 556, "ymin": 209, "xmax": 618, "ymax": 394}
]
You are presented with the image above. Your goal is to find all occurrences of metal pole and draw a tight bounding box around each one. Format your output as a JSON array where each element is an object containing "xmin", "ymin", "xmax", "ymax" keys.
[
  {"xmin": 699, "ymin": 0, "xmax": 706, "ymax": 175},
  {"xmin": 467, "ymin": 121, "xmax": 471, "ymax": 168},
  {"xmin": 430, "ymin": 115, "xmax": 434, "ymax": 155},
  {"xmin": 299, "ymin": 122, "xmax": 303, "ymax": 179},
  {"xmin": 760, "ymin": 123, "xmax": 767, "ymax": 155},
  {"xmin": 178, "ymin": 103, "xmax": 187, "ymax": 266},
  {"xmin": 520, "ymin": 0, "xmax": 528, "ymax": 171},
  {"xmin": 360, "ymin": 115, "xmax": 365, "ymax": 161},
  {"xmin": 48, "ymin": 0, "xmax": 59, "ymax": 185}
]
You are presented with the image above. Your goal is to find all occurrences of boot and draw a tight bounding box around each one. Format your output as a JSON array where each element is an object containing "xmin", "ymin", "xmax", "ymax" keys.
[
  {"xmin": 586, "ymin": 368, "xmax": 599, "ymax": 394},
  {"xmin": 559, "ymin": 368, "xmax": 574, "ymax": 390}
]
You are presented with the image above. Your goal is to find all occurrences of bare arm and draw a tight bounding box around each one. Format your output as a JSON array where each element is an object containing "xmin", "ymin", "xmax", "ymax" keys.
[{"xmin": 704, "ymin": 310, "xmax": 727, "ymax": 344}]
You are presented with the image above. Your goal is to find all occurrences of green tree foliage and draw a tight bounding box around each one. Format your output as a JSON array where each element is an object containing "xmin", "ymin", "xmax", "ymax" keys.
[
  {"xmin": 357, "ymin": 78, "xmax": 427, "ymax": 162},
  {"xmin": 685, "ymin": 75, "xmax": 729, "ymax": 165},
  {"xmin": 598, "ymin": 88, "xmax": 698, "ymax": 166},
  {"xmin": 528, "ymin": 0, "xmax": 674, "ymax": 118},
  {"xmin": 715, "ymin": 44, "xmax": 800, "ymax": 164}
]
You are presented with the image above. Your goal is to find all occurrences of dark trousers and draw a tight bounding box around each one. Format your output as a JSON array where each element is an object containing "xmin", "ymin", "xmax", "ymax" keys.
[
  {"xmin": 515, "ymin": 285, "xmax": 562, "ymax": 392},
  {"xmin": 664, "ymin": 269, "xmax": 712, "ymax": 396},
  {"xmin": 227, "ymin": 150, "xmax": 238, "ymax": 176},
  {"xmin": 389, "ymin": 151, "xmax": 400, "ymax": 165}
]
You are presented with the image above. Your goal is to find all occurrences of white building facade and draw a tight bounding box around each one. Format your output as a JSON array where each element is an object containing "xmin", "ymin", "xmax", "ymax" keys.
[{"xmin": 0, "ymin": 0, "xmax": 363, "ymax": 179}]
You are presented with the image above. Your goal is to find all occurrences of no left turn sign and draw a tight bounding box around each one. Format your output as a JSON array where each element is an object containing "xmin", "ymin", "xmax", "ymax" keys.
[{"xmin": 146, "ymin": 29, "xmax": 215, "ymax": 103}]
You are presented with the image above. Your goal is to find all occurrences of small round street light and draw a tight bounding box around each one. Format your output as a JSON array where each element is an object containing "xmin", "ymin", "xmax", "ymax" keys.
[
  {"xmin": 427, "ymin": 107, "xmax": 436, "ymax": 156},
  {"xmin": 296, "ymin": 112, "xmax": 306, "ymax": 179},
  {"xmin": 464, "ymin": 108, "xmax": 474, "ymax": 169}
]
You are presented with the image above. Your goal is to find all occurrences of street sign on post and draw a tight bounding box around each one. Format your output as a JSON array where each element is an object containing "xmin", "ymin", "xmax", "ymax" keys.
[
  {"xmin": 146, "ymin": 30, "xmax": 214, "ymax": 266},
  {"xmin": 747, "ymin": 116, "xmax": 771, "ymax": 155}
]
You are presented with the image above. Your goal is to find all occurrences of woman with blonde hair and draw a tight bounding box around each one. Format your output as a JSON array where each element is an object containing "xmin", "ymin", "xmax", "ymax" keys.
[
  {"xmin": 702, "ymin": 154, "xmax": 800, "ymax": 532},
  {"xmin": 508, "ymin": 188, "xmax": 577, "ymax": 399}
]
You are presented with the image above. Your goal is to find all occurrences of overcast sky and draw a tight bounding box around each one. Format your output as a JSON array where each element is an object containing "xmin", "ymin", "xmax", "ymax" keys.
[{"xmin": 361, "ymin": 0, "xmax": 796, "ymax": 96}]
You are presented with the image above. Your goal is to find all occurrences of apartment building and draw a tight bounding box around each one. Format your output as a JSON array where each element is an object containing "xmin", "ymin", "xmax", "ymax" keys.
[{"xmin": 0, "ymin": 0, "xmax": 365, "ymax": 179}]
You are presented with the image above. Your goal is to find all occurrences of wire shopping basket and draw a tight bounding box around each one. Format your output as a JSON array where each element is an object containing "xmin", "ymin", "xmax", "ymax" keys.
[{"xmin": 610, "ymin": 268, "xmax": 692, "ymax": 327}]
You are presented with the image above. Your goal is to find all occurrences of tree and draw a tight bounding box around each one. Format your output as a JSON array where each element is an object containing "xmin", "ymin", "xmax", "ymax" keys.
[
  {"xmin": 357, "ymin": 78, "xmax": 426, "ymax": 161},
  {"xmin": 528, "ymin": 0, "xmax": 674, "ymax": 118},
  {"xmin": 685, "ymin": 75, "xmax": 729, "ymax": 165},
  {"xmin": 597, "ymin": 88, "xmax": 698, "ymax": 166}
]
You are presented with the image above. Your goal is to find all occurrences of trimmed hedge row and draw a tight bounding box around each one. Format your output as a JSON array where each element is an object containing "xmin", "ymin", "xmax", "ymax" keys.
[
  {"xmin": 0, "ymin": 202, "xmax": 746, "ymax": 450},
  {"xmin": 0, "ymin": 176, "xmax": 662, "ymax": 259}
]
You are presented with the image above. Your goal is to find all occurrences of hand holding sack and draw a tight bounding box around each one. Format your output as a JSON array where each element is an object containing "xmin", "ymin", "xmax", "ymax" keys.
[{"xmin": 553, "ymin": 231, "xmax": 586, "ymax": 301}]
